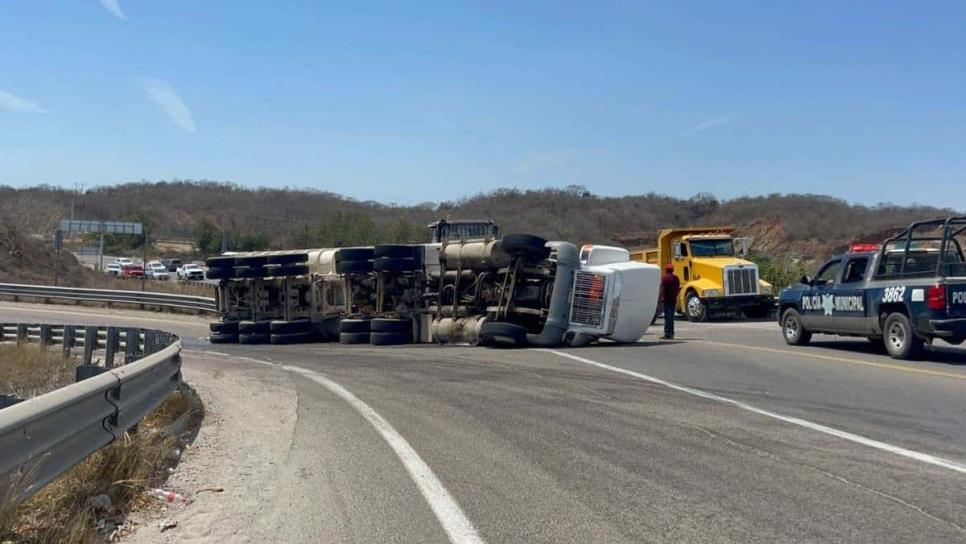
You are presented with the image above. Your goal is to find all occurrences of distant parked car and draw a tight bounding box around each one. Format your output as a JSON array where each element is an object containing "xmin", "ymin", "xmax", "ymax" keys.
[
  {"xmin": 161, "ymin": 258, "xmax": 182, "ymax": 272},
  {"xmin": 120, "ymin": 264, "xmax": 144, "ymax": 279},
  {"xmin": 177, "ymin": 263, "xmax": 205, "ymax": 281},
  {"xmin": 104, "ymin": 263, "xmax": 121, "ymax": 276},
  {"xmin": 115, "ymin": 257, "xmax": 134, "ymax": 267},
  {"xmin": 146, "ymin": 262, "xmax": 169, "ymax": 280}
]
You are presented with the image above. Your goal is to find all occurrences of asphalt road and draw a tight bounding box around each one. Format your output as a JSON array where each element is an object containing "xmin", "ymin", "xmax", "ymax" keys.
[{"xmin": 2, "ymin": 302, "xmax": 965, "ymax": 543}]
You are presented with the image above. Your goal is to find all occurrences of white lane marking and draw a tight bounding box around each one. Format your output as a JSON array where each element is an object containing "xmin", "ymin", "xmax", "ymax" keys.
[
  {"xmin": 195, "ymin": 350, "xmax": 485, "ymax": 544},
  {"xmin": 0, "ymin": 303, "xmax": 205, "ymax": 327},
  {"xmin": 540, "ymin": 349, "xmax": 966, "ymax": 476}
]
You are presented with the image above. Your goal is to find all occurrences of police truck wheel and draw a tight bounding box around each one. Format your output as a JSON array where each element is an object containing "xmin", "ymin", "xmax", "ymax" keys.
[
  {"xmin": 781, "ymin": 309, "xmax": 811, "ymax": 346},
  {"xmin": 685, "ymin": 292, "xmax": 707, "ymax": 322},
  {"xmin": 883, "ymin": 312, "xmax": 924, "ymax": 360}
]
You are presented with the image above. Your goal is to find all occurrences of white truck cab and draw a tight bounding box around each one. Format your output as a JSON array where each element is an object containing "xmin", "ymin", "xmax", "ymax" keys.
[{"xmin": 567, "ymin": 245, "xmax": 660, "ymax": 344}]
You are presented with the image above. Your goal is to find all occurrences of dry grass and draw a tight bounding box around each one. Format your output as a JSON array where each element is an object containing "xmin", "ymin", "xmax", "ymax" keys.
[
  {"xmin": 0, "ymin": 389, "xmax": 199, "ymax": 543},
  {"xmin": 0, "ymin": 344, "xmax": 77, "ymax": 399}
]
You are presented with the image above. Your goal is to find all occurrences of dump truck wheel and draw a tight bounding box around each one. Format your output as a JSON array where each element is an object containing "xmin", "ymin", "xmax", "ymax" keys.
[
  {"xmin": 205, "ymin": 256, "xmax": 237, "ymax": 269},
  {"xmin": 499, "ymin": 234, "xmax": 550, "ymax": 261},
  {"xmin": 374, "ymin": 245, "xmax": 418, "ymax": 259},
  {"xmin": 238, "ymin": 320, "xmax": 272, "ymax": 334},
  {"xmin": 335, "ymin": 248, "xmax": 374, "ymax": 262},
  {"xmin": 205, "ymin": 268, "xmax": 232, "ymax": 280},
  {"xmin": 373, "ymin": 257, "xmax": 418, "ymax": 273},
  {"xmin": 371, "ymin": 318, "xmax": 412, "ymax": 333},
  {"xmin": 267, "ymin": 253, "xmax": 309, "ymax": 265},
  {"xmin": 685, "ymin": 292, "xmax": 707, "ymax": 322},
  {"xmin": 270, "ymin": 332, "xmax": 316, "ymax": 345}
]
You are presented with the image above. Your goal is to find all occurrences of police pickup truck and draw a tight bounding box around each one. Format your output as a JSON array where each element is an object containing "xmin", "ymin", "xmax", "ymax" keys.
[{"xmin": 778, "ymin": 217, "xmax": 966, "ymax": 359}]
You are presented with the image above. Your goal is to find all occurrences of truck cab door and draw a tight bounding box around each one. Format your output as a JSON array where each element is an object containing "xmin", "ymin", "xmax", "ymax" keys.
[
  {"xmin": 828, "ymin": 256, "xmax": 870, "ymax": 333},
  {"xmin": 802, "ymin": 258, "xmax": 843, "ymax": 330}
]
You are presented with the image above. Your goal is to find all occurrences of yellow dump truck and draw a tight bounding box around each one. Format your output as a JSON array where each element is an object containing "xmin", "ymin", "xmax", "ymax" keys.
[{"xmin": 630, "ymin": 227, "xmax": 775, "ymax": 321}]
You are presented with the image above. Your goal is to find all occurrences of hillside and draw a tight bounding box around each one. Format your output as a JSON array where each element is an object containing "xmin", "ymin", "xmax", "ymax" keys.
[{"xmin": 1, "ymin": 182, "xmax": 959, "ymax": 271}]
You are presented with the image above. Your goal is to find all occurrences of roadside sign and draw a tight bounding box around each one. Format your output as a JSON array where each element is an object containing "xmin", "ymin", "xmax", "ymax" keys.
[{"xmin": 59, "ymin": 219, "xmax": 143, "ymax": 235}]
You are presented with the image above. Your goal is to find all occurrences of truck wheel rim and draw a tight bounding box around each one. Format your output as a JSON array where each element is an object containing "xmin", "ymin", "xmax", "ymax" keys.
[
  {"xmin": 888, "ymin": 322, "xmax": 905, "ymax": 351},
  {"xmin": 784, "ymin": 315, "xmax": 798, "ymax": 339},
  {"xmin": 687, "ymin": 297, "xmax": 702, "ymax": 317}
]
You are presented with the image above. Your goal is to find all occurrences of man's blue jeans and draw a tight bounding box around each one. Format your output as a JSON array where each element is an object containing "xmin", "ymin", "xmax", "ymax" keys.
[{"xmin": 663, "ymin": 303, "xmax": 675, "ymax": 337}]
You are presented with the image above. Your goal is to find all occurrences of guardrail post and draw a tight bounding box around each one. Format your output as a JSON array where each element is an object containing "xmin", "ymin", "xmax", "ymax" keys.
[
  {"xmin": 17, "ymin": 324, "xmax": 28, "ymax": 345},
  {"xmin": 83, "ymin": 327, "xmax": 97, "ymax": 366},
  {"xmin": 125, "ymin": 327, "xmax": 141, "ymax": 364},
  {"xmin": 105, "ymin": 327, "xmax": 119, "ymax": 368},
  {"xmin": 39, "ymin": 325, "xmax": 52, "ymax": 346},
  {"xmin": 75, "ymin": 364, "xmax": 106, "ymax": 382},
  {"xmin": 62, "ymin": 325, "xmax": 75, "ymax": 360}
]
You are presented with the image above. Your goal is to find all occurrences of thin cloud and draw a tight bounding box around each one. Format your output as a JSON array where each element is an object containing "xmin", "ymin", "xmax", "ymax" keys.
[
  {"xmin": 691, "ymin": 115, "xmax": 736, "ymax": 134},
  {"xmin": 142, "ymin": 79, "xmax": 196, "ymax": 133},
  {"xmin": 0, "ymin": 90, "xmax": 48, "ymax": 114},
  {"xmin": 98, "ymin": 0, "xmax": 127, "ymax": 20}
]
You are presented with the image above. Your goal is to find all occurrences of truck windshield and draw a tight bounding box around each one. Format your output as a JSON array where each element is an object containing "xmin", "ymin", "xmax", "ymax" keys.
[{"xmin": 689, "ymin": 239, "xmax": 735, "ymax": 257}]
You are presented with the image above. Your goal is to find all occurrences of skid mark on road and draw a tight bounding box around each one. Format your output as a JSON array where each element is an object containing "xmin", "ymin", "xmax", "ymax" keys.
[
  {"xmin": 696, "ymin": 340, "xmax": 966, "ymax": 382},
  {"xmin": 541, "ymin": 349, "xmax": 966, "ymax": 476},
  {"xmin": 198, "ymin": 350, "xmax": 485, "ymax": 544}
]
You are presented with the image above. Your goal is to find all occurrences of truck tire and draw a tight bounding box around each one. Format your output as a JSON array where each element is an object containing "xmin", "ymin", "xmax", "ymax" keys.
[
  {"xmin": 370, "ymin": 332, "xmax": 412, "ymax": 345},
  {"xmin": 266, "ymin": 264, "xmax": 309, "ymax": 277},
  {"xmin": 499, "ymin": 234, "xmax": 550, "ymax": 261},
  {"xmin": 373, "ymin": 257, "xmax": 417, "ymax": 273},
  {"xmin": 340, "ymin": 332, "xmax": 370, "ymax": 344},
  {"xmin": 685, "ymin": 292, "xmax": 708, "ymax": 322},
  {"xmin": 270, "ymin": 331, "xmax": 316, "ymax": 345},
  {"xmin": 374, "ymin": 245, "xmax": 418, "ymax": 259},
  {"xmin": 479, "ymin": 322, "xmax": 528, "ymax": 348},
  {"xmin": 234, "ymin": 266, "xmax": 266, "ymax": 278},
  {"xmin": 270, "ymin": 319, "xmax": 312, "ymax": 334},
  {"xmin": 239, "ymin": 332, "xmax": 270, "ymax": 344},
  {"xmin": 209, "ymin": 332, "xmax": 238, "ymax": 344},
  {"xmin": 268, "ymin": 253, "xmax": 309, "ymax": 265},
  {"xmin": 340, "ymin": 319, "xmax": 371, "ymax": 333},
  {"xmin": 883, "ymin": 312, "xmax": 924, "ymax": 360},
  {"xmin": 336, "ymin": 260, "xmax": 373, "ymax": 274},
  {"xmin": 210, "ymin": 320, "xmax": 239, "ymax": 334},
  {"xmin": 205, "ymin": 268, "xmax": 232, "ymax": 280},
  {"xmin": 336, "ymin": 248, "xmax": 374, "ymax": 262},
  {"xmin": 781, "ymin": 309, "xmax": 811, "ymax": 346},
  {"xmin": 237, "ymin": 256, "xmax": 270, "ymax": 267},
  {"xmin": 238, "ymin": 320, "xmax": 272, "ymax": 334},
  {"xmin": 205, "ymin": 256, "xmax": 237, "ymax": 269},
  {"xmin": 371, "ymin": 318, "xmax": 412, "ymax": 333}
]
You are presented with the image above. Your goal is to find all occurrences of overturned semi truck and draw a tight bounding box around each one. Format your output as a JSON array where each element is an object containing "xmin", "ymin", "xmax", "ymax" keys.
[{"xmin": 206, "ymin": 223, "xmax": 660, "ymax": 348}]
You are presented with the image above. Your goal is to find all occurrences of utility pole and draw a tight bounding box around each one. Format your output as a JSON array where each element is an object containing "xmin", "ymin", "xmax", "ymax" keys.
[
  {"xmin": 53, "ymin": 229, "xmax": 63, "ymax": 286},
  {"xmin": 141, "ymin": 228, "xmax": 148, "ymax": 292}
]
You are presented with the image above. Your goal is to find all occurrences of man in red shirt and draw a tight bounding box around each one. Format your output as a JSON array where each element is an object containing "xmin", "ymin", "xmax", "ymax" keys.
[{"xmin": 658, "ymin": 263, "xmax": 681, "ymax": 339}]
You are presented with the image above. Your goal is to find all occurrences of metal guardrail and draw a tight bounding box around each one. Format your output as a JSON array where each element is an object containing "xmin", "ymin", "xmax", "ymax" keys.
[
  {"xmin": 0, "ymin": 282, "xmax": 216, "ymax": 313},
  {"xmin": 0, "ymin": 323, "xmax": 182, "ymax": 502}
]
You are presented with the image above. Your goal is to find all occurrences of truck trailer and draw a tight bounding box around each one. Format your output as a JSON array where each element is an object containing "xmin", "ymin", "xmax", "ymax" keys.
[{"xmin": 206, "ymin": 226, "xmax": 659, "ymax": 348}]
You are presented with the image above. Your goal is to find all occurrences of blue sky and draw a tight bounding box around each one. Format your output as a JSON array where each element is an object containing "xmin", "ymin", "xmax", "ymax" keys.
[{"xmin": 1, "ymin": 1, "xmax": 964, "ymax": 208}]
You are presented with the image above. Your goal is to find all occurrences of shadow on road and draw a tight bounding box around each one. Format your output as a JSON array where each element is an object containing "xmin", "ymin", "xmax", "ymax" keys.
[{"xmin": 807, "ymin": 339, "xmax": 966, "ymax": 366}]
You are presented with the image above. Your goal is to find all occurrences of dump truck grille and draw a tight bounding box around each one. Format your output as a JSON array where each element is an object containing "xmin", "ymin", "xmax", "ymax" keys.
[
  {"xmin": 725, "ymin": 267, "xmax": 758, "ymax": 296},
  {"xmin": 570, "ymin": 271, "xmax": 608, "ymax": 327}
]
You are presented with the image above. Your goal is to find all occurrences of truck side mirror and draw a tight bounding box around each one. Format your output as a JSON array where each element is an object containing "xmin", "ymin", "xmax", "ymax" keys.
[
  {"xmin": 673, "ymin": 243, "xmax": 683, "ymax": 259},
  {"xmin": 800, "ymin": 275, "xmax": 812, "ymax": 285}
]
